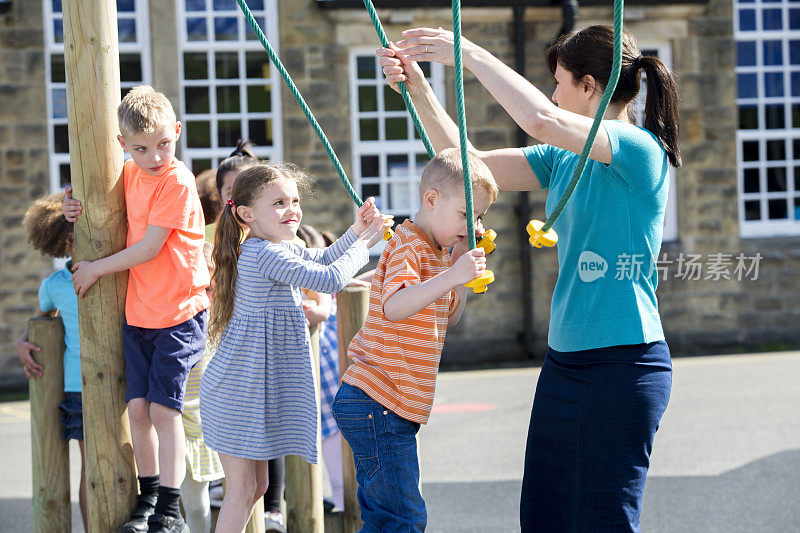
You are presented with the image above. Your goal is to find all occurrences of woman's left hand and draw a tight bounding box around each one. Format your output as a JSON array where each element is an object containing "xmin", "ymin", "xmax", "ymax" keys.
[{"xmin": 396, "ymin": 27, "xmax": 476, "ymax": 67}]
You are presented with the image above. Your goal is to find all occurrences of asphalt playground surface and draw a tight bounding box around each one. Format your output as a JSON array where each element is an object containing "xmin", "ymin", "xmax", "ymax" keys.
[{"xmin": 1, "ymin": 351, "xmax": 798, "ymax": 532}]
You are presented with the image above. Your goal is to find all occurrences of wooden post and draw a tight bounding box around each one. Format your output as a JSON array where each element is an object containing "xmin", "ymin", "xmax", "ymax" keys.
[
  {"xmin": 244, "ymin": 497, "xmax": 265, "ymax": 533},
  {"xmin": 285, "ymin": 323, "xmax": 324, "ymax": 533},
  {"xmin": 62, "ymin": 1, "xmax": 136, "ymax": 530},
  {"xmin": 336, "ymin": 287, "xmax": 369, "ymax": 532},
  {"xmin": 29, "ymin": 317, "xmax": 71, "ymax": 533}
]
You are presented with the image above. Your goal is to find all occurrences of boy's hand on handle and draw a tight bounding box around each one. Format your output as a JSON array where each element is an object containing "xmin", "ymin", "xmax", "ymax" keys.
[
  {"xmin": 71, "ymin": 260, "xmax": 101, "ymax": 298},
  {"xmin": 16, "ymin": 337, "xmax": 43, "ymax": 379},
  {"xmin": 377, "ymin": 42, "xmax": 430, "ymax": 97},
  {"xmin": 451, "ymin": 220, "xmax": 486, "ymax": 261},
  {"xmin": 352, "ymin": 197, "xmax": 380, "ymax": 236},
  {"xmin": 62, "ymin": 185, "xmax": 83, "ymax": 222},
  {"xmin": 359, "ymin": 214, "xmax": 394, "ymax": 248},
  {"xmin": 448, "ymin": 248, "xmax": 486, "ymax": 286}
]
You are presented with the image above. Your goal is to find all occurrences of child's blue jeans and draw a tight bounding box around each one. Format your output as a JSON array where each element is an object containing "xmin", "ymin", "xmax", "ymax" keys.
[{"xmin": 332, "ymin": 382, "xmax": 426, "ymax": 532}]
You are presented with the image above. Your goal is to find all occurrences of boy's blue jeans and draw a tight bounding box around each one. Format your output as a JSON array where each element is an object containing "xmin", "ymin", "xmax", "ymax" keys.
[{"xmin": 332, "ymin": 382, "xmax": 426, "ymax": 533}]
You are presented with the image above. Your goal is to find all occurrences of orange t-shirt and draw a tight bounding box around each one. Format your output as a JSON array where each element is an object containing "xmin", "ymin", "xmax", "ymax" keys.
[
  {"xmin": 342, "ymin": 220, "xmax": 460, "ymax": 424},
  {"xmin": 123, "ymin": 159, "xmax": 210, "ymax": 328}
]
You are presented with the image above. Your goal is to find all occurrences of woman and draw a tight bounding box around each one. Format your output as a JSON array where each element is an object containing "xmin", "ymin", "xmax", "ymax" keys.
[{"xmin": 378, "ymin": 24, "xmax": 679, "ymax": 532}]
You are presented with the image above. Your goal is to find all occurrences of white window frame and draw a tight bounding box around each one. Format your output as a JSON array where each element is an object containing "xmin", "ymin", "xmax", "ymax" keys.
[
  {"xmin": 634, "ymin": 41, "xmax": 678, "ymax": 242},
  {"xmin": 176, "ymin": 0, "xmax": 283, "ymax": 170},
  {"xmin": 734, "ymin": 0, "xmax": 800, "ymax": 238},
  {"xmin": 349, "ymin": 47, "xmax": 446, "ymax": 254},
  {"xmin": 43, "ymin": 0, "xmax": 152, "ymax": 195}
]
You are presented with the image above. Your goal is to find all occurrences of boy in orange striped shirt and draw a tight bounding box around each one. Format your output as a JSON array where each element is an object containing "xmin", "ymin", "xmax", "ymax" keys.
[{"xmin": 333, "ymin": 148, "xmax": 497, "ymax": 531}]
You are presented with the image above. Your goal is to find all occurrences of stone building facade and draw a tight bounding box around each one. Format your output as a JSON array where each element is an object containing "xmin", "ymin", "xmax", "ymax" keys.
[{"xmin": 1, "ymin": 0, "xmax": 799, "ymax": 387}]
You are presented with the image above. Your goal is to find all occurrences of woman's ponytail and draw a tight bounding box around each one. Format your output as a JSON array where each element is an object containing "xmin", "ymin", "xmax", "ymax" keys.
[
  {"xmin": 640, "ymin": 56, "xmax": 682, "ymax": 168},
  {"xmin": 208, "ymin": 204, "xmax": 244, "ymax": 346}
]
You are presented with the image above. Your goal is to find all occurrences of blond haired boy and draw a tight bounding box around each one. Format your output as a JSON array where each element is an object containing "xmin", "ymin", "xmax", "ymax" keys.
[
  {"xmin": 64, "ymin": 85, "xmax": 209, "ymax": 533},
  {"xmin": 332, "ymin": 148, "xmax": 497, "ymax": 531}
]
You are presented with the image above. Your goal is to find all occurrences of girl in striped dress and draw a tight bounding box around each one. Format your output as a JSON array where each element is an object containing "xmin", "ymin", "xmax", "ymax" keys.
[{"xmin": 199, "ymin": 162, "xmax": 391, "ymax": 532}]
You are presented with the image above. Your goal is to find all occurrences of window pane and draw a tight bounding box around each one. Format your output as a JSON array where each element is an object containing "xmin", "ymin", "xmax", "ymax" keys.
[
  {"xmin": 184, "ymin": 52, "xmax": 208, "ymax": 79},
  {"xmin": 764, "ymin": 72, "xmax": 784, "ymax": 97},
  {"xmin": 795, "ymin": 197, "xmax": 800, "ymax": 220},
  {"xmin": 52, "ymin": 0, "xmax": 62, "ymax": 13},
  {"xmin": 218, "ymin": 119, "xmax": 242, "ymax": 147},
  {"xmin": 185, "ymin": 86, "xmax": 210, "ymax": 114},
  {"xmin": 215, "ymin": 52, "xmax": 239, "ymax": 79},
  {"xmin": 246, "ymin": 52, "xmax": 269, "ymax": 79},
  {"xmin": 214, "ymin": 17, "xmax": 238, "ymax": 41},
  {"xmin": 419, "ymin": 62, "xmax": 432, "ymax": 78},
  {"xmin": 185, "ymin": 0, "xmax": 205, "ymax": 12},
  {"xmin": 738, "ymin": 73, "xmax": 758, "ymax": 99},
  {"xmin": 737, "ymin": 41, "xmax": 757, "ymax": 67},
  {"xmin": 792, "ymin": 73, "xmax": 800, "ymax": 97},
  {"xmin": 768, "ymin": 198, "xmax": 787, "ymax": 219},
  {"xmin": 361, "ymin": 183, "xmax": 380, "ymax": 198},
  {"xmin": 796, "ymin": 167, "xmax": 800, "ymax": 190},
  {"xmin": 742, "ymin": 140, "xmax": 759, "ymax": 161},
  {"xmin": 118, "ymin": 18, "xmax": 136, "ymax": 43},
  {"xmin": 739, "ymin": 106, "xmax": 757, "ymax": 129},
  {"xmin": 791, "ymin": 41, "xmax": 800, "ymax": 65},
  {"xmin": 54, "ymin": 19, "xmax": 63, "ymax": 44},
  {"xmin": 739, "ymin": 9, "xmax": 756, "ymax": 32},
  {"xmin": 794, "ymin": 104, "xmax": 800, "ymax": 128},
  {"xmin": 216, "ymin": 86, "xmax": 240, "ymax": 114},
  {"xmin": 52, "ymin": 89, "xmax": 67, "ymax": 119},
  {"xmin": 244, "ymin": 17, "xmax": 267, "ymax": 41},
  {"xmin": 766, "ymin": 139, "xmax": 785, "ymax": 160},
  {"xmin": 119, "ymin": 54, "xmax": 142, "ymax": 82},
  {"xmin": 359, "ymin": 119, "xmax": 378, "ymax": 141},
  {"xmin": 358, "ymin": 86, "xmax": 377, "ymax": 112},
  {"xmin": 744, "ymin": 200, "xmax": 761, "ymax": 220},
  {"xmin": 248, "ymin": 119, "xmax": 272, "ymax": 147},
  {"xmin": 357, "ymin": 56, "xmax": 375, "ymax": 79},
  {"xmin": 744, "ymin": 168, "xmax": 760, "ymax": 193},
  {"xmin": 51, "ymin": 54, "xmax": 65, "ymax": 83},
  {"xmin": 791, "ymin": 9, "xmax": 800, "ymax": 30},
  {"xmin": 54, "ymin": 124, "xmax": 69, "ymax": 153},
  {"xmin": 186, "ymin": 121, "xmax": 211, "ymax": 148},
  {"xmin": 767, "ymin": 167, "xmax": 787, "ymax": 192},
  {"xmin": 213, "ymin": 0, "xmax": 237, "ymax": 9},
  {"xmin": 763, "ymin": 40, "xmax": 783, "ymax": 66},
  {"xmin": 384, "ymin": 86, "xmax": 404, "ymax": 111},
  {"xmin": 249, "ymin": 0, "xmax": 265, "ymax": 9},
  {"xmin": 361, "ymin": 156, "xmax": 379, "ymax": 177},
  {"xmin": 191, "ymin": 158, "xmax": 212, "ymax": 174},
  {"xmin": 762, "ymin": 9, "xmax": 782, "ymax": 31},
  {"xmin": 766, "ymin": 105, "xmax": 784, "ymax": 129},
  {"xmin": 387, "ymin": 154, "xmax": 409, "ymax": 178},
  {"xmin": 117, "ymin": 0, "xmax": 135, "ymax": 11},
  {"xmin": 385, "ymin": 118, "xmax": 407, "ymax": 140},
  {"xmin": 59, "ymin": 163, "xmax": 71, "ymax": 188},
  {"xmin": 247, "ymin": 85, "xmax": 271, "ymax": 113},
  {"xmin": 794, "ymin": 139, "xmax": 800, "ymax": 160},
  {"xmin": 187, "ymin": 18, "xmax": 207, "ymax": 42}
]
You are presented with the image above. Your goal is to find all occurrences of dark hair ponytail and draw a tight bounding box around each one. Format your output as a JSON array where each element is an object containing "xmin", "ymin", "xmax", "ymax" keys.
[
  {"xmin": 208, "ymin": 205, "xmax": 245, "ymax": 346},
  {"xmin": 546, "ymin": 25, "xmax": 681, "ymax": 167},
  {"xmin": 215, "ymin": 139, "xmax": 259, "ymax": 196}
]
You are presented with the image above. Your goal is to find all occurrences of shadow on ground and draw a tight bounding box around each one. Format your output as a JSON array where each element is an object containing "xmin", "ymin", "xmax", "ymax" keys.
[
  {"xmin": 0, "ymin": 499, "xmax": 83, "ymax": 531},
  {"xmin": 422, "ymin": 449, "xmax": 800, "ymax": 532}
]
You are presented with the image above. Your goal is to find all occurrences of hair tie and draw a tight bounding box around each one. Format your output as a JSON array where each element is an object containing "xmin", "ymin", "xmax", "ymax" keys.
[
  {"xmin": 633, "ymin": 54, "xmax": 645, "ymax": 69},
  {"xmin": 226, "ymin": 199, "xmax": 234, "ymax": 207}
]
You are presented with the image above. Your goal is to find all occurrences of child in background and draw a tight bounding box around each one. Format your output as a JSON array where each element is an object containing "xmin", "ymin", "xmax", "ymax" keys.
[
  {"xmin": 333, "ymin": 148, "xmax": 497, "ymax": 532},
  {"xmin": 195, "ymin": 169, "xmax": 221, "ymax": 241},
  {"xmin": 199, "ymin": 162, "xmax": 391, "ymax": 532},
  {"xmin": 63, "ymin": 85, "xmax": 209, "ymax": 533},
  {"xmin": 17, "ymin": 191, "xmax": 87, "ymax": 530}
]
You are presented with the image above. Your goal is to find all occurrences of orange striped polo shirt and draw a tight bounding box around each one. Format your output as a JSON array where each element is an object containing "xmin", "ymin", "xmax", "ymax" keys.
[{"xmin": 342, "ymin": 220, "xmax": 460, "ymax": 424}]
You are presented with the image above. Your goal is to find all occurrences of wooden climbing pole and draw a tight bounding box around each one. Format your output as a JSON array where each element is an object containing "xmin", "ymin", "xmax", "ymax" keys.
[{"xmin": 62, "ymin": 1, "xmax": 136, "ymax": 530}]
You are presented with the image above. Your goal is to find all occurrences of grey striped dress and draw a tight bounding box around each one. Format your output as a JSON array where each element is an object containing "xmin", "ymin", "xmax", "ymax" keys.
[{"xmin": 200, "ymin": 229, "xmax": 368, "ymax": 463}]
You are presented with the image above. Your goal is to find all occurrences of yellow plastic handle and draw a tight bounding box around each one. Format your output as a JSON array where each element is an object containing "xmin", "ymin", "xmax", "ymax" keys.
[
  {"xmin": 383, "ymin": 227, "xmax": 394, "ymax": 241},
  {"xmin": 464, "ymin": 269, "xmax": 495, "ymax": 294},
  {"xmin": 476, "ymin": 229, "xmax": 497, "ymax": 255},
  {"xmin": 526, "ymin": 220, "xmax": 558, "ymax": 248}
]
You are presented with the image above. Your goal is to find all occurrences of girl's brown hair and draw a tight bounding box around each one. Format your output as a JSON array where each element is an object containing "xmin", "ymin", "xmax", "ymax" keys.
[
  {"xmin": 215, "ymin": 140, "xmax": 259, "ymax": 197},
  {"xmin": 23, "ymin": 191, "xmax": 74, "ymax": 258},
  {"xmin": 208, "ymin": 162, "xmax": 310, "ymax": 345},
  {"xmin": 546, "ymin": 25, "xmax": 682, "ymax": 167}
]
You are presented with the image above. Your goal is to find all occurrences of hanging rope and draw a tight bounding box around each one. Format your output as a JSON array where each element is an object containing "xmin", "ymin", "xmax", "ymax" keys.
[
  {"xmin": 362, "ymin": 0, "xmax": 436, "ymax": 159},
  {"xmin": 451, "ymin": 0, "xmax": 476, "ymax": 250},
  {"xmin": 540, "ymin": 0, "xmax": 624, "ymax": 233},
  {"xmin": 235, "ymin": 0, "xmax": 363, "ymax": 206}
]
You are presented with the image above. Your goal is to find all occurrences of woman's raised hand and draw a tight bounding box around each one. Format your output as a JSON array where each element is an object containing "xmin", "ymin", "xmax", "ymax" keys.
[
  {"xmin": 395, "ymin": 27, "xmax": 475, "ymax": 68},
  {"xmin": 377, "ymin": 42, "xmax": 428, "ymax": 96}
]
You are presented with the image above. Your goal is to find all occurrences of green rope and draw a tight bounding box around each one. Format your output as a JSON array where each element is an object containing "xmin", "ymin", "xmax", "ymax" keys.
[
  {"xmin": 451, "ymin": 0, "xmax": 476, "ymax": 250},
  {"xmin": 362, "ymin": 0, "xmax": 436, "ymax": 159},
  {"xmin": 540, "ymin": 0, "xmax": 624, "ymax": 233},
  {"xmin": 235, "ymin": 0, "xmax": 363, "ymax": 207}
]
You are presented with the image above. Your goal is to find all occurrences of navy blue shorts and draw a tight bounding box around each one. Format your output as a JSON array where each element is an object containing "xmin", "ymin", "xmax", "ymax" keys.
[
  {"xmin": 58, "ymin": 392, "xmax": 83, "ymax": 441},
  {"xmin": 122, "ymin": 309, "xmax": 207, "ymax": 412}
]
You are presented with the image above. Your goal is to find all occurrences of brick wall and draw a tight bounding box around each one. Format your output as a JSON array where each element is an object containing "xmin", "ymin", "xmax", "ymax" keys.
[{"xmin": 0, "ymin": 0, "xmax": 52, "ymax": 389}]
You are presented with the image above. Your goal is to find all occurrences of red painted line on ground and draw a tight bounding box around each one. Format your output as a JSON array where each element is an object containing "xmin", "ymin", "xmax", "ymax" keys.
[{"xmin": 431, "ymin": 402, "xmax": 497, "ymax": 414}]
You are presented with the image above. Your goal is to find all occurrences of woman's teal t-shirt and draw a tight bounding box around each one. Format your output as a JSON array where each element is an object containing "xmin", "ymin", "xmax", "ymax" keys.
[{"xmin": 522, "ymin": 120, "xmax": 669, "ymax": 352}]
